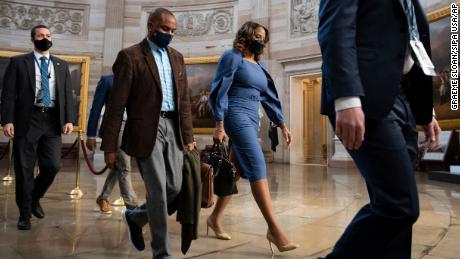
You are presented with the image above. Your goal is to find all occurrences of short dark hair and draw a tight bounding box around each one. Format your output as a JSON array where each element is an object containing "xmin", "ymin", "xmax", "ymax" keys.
[
  {"xmin": 233, "ymin": 21, "xmax": 270, "ymax": 61},
  {"xmin": 148, "ymin": 8, "xmax": 174, "ymax": 25},
  {"xmin": 31, "ymin": 25, "xmax": 49, "ymax": 38}
]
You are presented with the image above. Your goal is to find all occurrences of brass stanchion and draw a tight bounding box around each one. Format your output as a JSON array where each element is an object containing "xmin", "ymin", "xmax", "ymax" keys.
[
  {"xmin": 68, "ymin": 131, "xmax": 83, "ymax": 198},
  {"xmin": 111, "ymin": 197, "xmax": 125, "ymax": 206},
  {"xmin": 2, "ymin": 139, "xmax": 14, "ymax": 182}
]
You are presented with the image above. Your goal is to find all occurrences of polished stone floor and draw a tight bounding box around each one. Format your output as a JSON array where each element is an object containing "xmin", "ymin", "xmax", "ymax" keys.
[{"xmin": 0, "ymin": 157, "xmax": 460, "ymax": 259}]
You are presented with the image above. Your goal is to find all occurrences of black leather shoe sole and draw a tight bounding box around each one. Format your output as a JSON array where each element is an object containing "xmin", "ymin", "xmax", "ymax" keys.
[{"xmin": 123, "ymin": 210, "xmax": 145, "ymax": 251}]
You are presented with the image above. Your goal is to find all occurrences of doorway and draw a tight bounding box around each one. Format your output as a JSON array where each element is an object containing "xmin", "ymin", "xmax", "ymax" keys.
[{"xmin": 302, "ymin": 77, "xmax": 327, "ymax": 164}]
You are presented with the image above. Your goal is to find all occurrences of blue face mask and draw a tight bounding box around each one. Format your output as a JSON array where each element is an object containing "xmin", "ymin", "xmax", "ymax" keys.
[{"xmin": 150, "ymin": 30, "xmax": 173, "ymax": 48}]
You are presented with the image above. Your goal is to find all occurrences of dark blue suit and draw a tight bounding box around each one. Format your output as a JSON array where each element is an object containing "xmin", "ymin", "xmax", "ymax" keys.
[
  {"xmin": 318, "ymin": 0, "xmax": 433, "ymax": 258},
  {"xmin": 87, "ymin": 75, "xmax": 113, "ymax": 137}
]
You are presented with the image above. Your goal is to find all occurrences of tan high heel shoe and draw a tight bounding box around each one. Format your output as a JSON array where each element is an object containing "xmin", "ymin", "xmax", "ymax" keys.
[
  {"xmin": 206, "ymin": 218, "xmax": 231, "ymax": 240},
  {"xmin": 266, "ymin": 230, "xmax": 299, "ymax": 254}
]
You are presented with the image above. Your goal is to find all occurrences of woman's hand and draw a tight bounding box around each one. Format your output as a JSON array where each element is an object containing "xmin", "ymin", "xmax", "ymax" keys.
[
  {"xmin": 213, "ymin": 121, "xmax": 228, "ymax": 143},
  {"xmin": 280, "ymin": 123, "xmax": 292, "ymax": 146}
]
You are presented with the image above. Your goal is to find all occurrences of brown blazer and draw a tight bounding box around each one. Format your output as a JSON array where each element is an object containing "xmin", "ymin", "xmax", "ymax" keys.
[{"xmin": 100, "ymin": 39, "xmax": 194, "ymax": 158}]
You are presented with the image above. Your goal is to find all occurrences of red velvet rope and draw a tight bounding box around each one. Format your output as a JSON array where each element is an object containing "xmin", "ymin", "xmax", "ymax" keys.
[
  {"xmin": 80, "ymin": 139, "xmax": 108, "ymax": 175},
  {"xmin": 61, "ymin": 138, "xmax": 79, "ymax": 159},
  {"xmin": 0, "ymin": 139, "xmax": 10, "ymax": 160}
]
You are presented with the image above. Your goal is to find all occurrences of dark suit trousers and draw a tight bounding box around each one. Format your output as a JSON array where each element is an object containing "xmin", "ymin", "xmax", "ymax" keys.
[
  {"xmin": 327, "ymin": 93, "xmax": 420, "ymax": 259},
  {"xmin": 14, "ymin": 109, "xmax": 62, "ymax": 219}
]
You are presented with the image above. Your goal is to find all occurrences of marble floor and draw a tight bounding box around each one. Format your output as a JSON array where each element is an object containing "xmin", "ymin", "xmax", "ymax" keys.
[{"xmin": 0, "ymin": 158, "xmax": 460, "ymax": 259}]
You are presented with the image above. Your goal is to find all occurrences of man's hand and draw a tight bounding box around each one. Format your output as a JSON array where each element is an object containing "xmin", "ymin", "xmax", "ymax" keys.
[
  {"xmin": 336, "ymin": 107, "xmax": 365, "ymax": 150},
  {"xmin": 63, "ymin": 123, "xmax": 73, "ymax": 134},
  {"xmin": 3, "ymin": 123, "xmax": 14, "ymax": 138},
  {"xmin": 280, "ymin": 123, "xmax": 292, "ymax": 146},
  {"xmin": 86, "ymin": 139, "xmax": 97, "ymax": 151},
  {"xmin": 422, "ymin": 117, "xmax": 441, "ymax": 150},
  {"xmin": 185, "ymin": 143, "xmax": 195, "ymax": 152},
  {"xmin": 104, "ymin": 151, "xmax": 118, "ymax": 170}
]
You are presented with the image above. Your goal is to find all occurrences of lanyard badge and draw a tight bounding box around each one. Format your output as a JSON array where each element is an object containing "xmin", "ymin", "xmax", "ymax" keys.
[
  {"xmin": 409, "ymin": 40, "xmax": 437, "ymax": 76},
  {"xmin": 405, "ymin": 0, "xmax": 437, "ymax": 76}
]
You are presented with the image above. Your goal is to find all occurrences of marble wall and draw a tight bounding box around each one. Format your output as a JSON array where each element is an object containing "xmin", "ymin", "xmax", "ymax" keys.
[{"xmin": 0, "ymin": 0, "xmax": 450, "ymax": 163}]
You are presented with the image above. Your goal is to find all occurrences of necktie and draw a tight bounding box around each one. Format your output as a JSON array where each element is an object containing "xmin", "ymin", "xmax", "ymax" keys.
[{"xmin": 40, "ymin": 56, "xmax": 51, "ymax": 107}]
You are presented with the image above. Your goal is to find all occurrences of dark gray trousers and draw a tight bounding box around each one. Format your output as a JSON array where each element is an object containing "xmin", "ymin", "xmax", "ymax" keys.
[{"xmin": 128, "ymin": 117, "xmax": 183, "ymax": 259}]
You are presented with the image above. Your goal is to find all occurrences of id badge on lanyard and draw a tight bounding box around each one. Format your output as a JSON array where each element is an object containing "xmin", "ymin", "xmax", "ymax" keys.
[
  {"xmin": 405, "ymin": 0, "xmax": 437, "ymax": 76},
  {"xmin": 409, "ymin": 39, "xmax": 437, "ymax": 76}
]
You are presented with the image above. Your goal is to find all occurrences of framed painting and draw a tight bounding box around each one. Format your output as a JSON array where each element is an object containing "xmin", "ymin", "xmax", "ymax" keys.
[
  {"xmin": 0, "ymin": 50, "xmax": 90, "ymax": 132},
  {"xmin": 185, "ymin": 55, "xmax": 220, "ymax": 134},
  {"xmin": 428, "ymin": 4, "xmax": 460, "ymax": 129}
]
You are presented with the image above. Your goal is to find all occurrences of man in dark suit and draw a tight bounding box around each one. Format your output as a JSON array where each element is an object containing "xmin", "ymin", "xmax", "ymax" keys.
[
  {"xmin": 1, "ymin": 25, "xmax": 75, "ymax": 230},
  {"xmin": 100, "ymin": 8, "xmax": 194, "ymax": 258},
  {"xmin": 86, "ymin": 75, "xmax": 138, "ymax": 213},
  {"xmin": 318, "ymin": 0, "xmax": 441, "ymax": 258}
]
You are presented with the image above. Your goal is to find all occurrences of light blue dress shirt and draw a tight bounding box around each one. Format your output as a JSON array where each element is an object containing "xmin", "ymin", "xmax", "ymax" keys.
[{"xmin": 147, "ymin": 38, "xmax": 175, "ymax": 111}]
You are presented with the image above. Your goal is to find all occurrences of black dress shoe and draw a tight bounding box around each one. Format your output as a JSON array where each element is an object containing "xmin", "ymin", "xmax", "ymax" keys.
[
  {"xmin": 17, "ymin": 217, "xmax": 31, "ymax": 230},
  {"xmin": 123, "ymin": 209, "xmax": 145, "ymax": 251},
  {"xmin": 32, "ymin": 201, "xmax": 45, "ymax": 219}
]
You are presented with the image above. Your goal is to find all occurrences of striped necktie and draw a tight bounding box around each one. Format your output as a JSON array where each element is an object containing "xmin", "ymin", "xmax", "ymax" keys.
[{"xmin": 39, "ymin": 56, "xmax": 51, "ymax": 107}]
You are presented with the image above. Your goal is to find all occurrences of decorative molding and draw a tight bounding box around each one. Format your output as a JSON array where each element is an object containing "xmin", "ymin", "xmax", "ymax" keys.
[
  {"xmin": 175, "ymin": 8, "xmax": 233, "ymax": 36},
  {"xmin": 290, "ymin": 0, "xmax": 319, "ymax": 38},
  {"xmin": 142, "ymin": 2, "xmax": 237, "ymax": 38},
  {"xmin": 0, "ymin": 1, "xmax": 89, "ymax": 38}
]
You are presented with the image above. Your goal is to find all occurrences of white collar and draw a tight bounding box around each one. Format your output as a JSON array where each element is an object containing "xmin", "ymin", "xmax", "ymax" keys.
[{"xmin": 33, "ymin": 50, "xmax": 51, "ymax": 61}]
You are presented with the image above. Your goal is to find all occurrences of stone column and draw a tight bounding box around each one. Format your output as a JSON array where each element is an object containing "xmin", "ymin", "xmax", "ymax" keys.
[
  {"xmin": 252, "ymin": 0, "xmax": 270, "ymax": 27},
  {"xmin": 102, "ymin": 0, "xmax": 124, "ymax": 74}
]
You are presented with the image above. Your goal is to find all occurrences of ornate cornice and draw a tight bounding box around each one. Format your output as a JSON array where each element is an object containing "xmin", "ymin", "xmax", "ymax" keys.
[{"xmin": 0, "ymin": 1, "xmax": 89, "ymax": 38}]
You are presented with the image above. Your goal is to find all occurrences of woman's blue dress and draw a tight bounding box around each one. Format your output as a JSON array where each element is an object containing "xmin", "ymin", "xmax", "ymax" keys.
[{"xmin": 225, "ymin": 60, "xmax": 269, "ymax": 182}]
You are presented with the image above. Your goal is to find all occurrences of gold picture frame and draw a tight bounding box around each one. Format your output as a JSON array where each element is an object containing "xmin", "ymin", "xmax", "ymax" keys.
[
  {"xmin": 0, "ymin": 50, "xmax": 90, "ymax": 132},
  {"xmin": 428, "ymin": 4, "xmax": 460, "ymax": 129},
  {"xmin": 185, "ymin": 55, "xmax": 220, "ymax": 134}
]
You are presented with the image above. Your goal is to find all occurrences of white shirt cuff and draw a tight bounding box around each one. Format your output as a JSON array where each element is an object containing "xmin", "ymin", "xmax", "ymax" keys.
[
  {"xmin": 335, "ymin": 97, "xmax": 362, "ymax": 112},
  {"xmin": 87, "ymin": 136, "xmax": 97, "ymax": 139}
]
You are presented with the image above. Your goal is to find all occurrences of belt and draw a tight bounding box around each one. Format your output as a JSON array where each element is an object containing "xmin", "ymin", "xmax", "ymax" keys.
[
  {"xmin": 160, "ymin": 111, "xmax": 176, "ymax": 118},
  {"xmin": 33, "ymin": 106, "xmax": 55, "ymax": 113}
]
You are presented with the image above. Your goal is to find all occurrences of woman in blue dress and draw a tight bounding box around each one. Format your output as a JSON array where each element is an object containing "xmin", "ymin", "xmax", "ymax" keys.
[{"xmin": 207, "ymin": 21, "xmax": 299, "ymax": 254}]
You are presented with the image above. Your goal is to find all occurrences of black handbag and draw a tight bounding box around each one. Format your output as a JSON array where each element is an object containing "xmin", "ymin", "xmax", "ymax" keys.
[{"xmin": 206, "ymin": 143, "xmax": 238, "ymax": 196}]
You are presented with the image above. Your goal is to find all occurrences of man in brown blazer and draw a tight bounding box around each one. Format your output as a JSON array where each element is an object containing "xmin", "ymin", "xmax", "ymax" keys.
[{"xmin": 100, "ymin": 8, "xmax": 194, "ymax": 258}]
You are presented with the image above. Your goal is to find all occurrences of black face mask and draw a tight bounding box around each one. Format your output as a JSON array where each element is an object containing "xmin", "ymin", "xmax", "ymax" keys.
[
  {"xmin": 248, "ymin": 40, "xmax": 265, "ymax": 56},
  {"xmin": 149, "ymin": 30, "xmax": 173, "ymax": 48},
  {"xmin": 33, "ymin": 38, "xmax": 53, "ymax": 52}
]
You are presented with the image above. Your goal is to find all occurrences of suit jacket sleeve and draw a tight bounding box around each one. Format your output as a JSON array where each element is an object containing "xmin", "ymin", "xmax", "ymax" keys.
[
  {"xmin": 318, "ymin": 0, "xmax": 365, "ymax": 103},
  {"xmin": 178, "ymin": 58, "xmax": 194, "ymax": 145},
  {"xmin": 87, "ymin": 76, "xmax": 110, "ymax": 137},
  {"xmin": 100, "ymin": 51, "xmax": 133, "ymax": 152},
  {"xmin": 1, "ymin": 57, "xmax": 17, "ymax": 125},
  {"xmin": 63, "ymin": 62, "xmax": 76, "ymax": 124}
]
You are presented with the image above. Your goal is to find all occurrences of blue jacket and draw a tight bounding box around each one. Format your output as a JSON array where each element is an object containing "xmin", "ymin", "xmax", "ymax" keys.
[
  {"xmin": 87, "ymin": 75, "xmax": 113, "ymax": 137},
  {"xmin": 208, "ymin": 49, "xmax": 284, "ymax": 125},
  {"xmin": 318, "ymin": 0, "xmax": 433, "ymax": 124}
]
